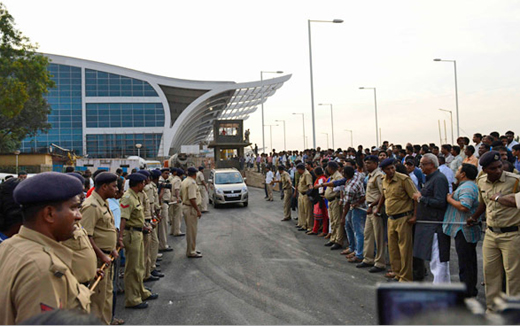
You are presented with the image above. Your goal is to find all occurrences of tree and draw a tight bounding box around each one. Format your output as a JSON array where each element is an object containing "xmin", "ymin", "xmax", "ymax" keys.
[{"xmin": 0, "ymin": 3, "xmax": 55, "ymax": 153}]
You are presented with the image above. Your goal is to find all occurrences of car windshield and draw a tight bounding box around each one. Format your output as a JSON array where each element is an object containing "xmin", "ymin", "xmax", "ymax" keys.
[{"xmin": 215, "ymin": 172, "xmax": 243, "ymax": 184}]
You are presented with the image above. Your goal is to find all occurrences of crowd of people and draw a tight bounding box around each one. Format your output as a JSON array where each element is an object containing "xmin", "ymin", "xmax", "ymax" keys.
[
  {"xmin": 260, "ymin": 130, "xmax": 520, "ymax": 313},
  {"xmin": 0, "ymin": 165, "xmax": 210, "ymax": 324}
]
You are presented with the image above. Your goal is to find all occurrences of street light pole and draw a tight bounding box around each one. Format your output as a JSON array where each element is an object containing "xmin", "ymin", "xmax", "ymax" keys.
[
  {"xmin": 434, "ymin": 58, "xmax": 459, "ymax": 138},
  {"xmin": 308, "ymin": 19, "xmax": 343, "ymax": 149},
  {"xmin": 292, "ymin": 113, "xmax": 306, "ymax": 149},
  {"xmin": 264, "ymin": 124, "xmax": 278, "ymax": 152},
  {"xmin": 318, "ymin": 103, "xmax": 335, "ymax": 149},
  {"xmin": 136, "ymin": 143, "xmax": 142, "ymax": 158},
  {"xmin": 344, "ymin": 129, "xmax": 353, "ymax": 147},
  {"xmin": 14, "ymin": 150, "xmax": 20, "ymax": 174},
  {"xmin": 275, "ymin": 120, "xmax": 286, "ymax": 150},
  {"xmin": 260, "ymin": 71, "xmax": 284, "ymax": 153},
  {"xmin": 321, "ymin": 132, "xmax": 329, "ymax": 149},
  {"xmin": 359, "ymin": 87, "xmax": 379, "ymax": 146},
  {"xmin": 439, "ymin": 109, "xmax": 454, "ymax": 144}
]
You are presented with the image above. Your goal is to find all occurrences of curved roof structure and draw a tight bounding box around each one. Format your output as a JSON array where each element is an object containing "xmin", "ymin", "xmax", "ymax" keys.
[{"xmin": 44, "ymin": 54, "xmax": 291, "ymax": 157}]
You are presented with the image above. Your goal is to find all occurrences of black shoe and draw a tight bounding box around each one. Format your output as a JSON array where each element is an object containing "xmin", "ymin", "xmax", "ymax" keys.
[
  {"xmin": 295, "ymin": 225, "xmax": 301, "ymax": 228},
  {"xmin": 153, "ymin": 268, "xmax": 161, "ymax": 272},
  {"xmin": 144, "ymin": 293, "xmax": 159, "ymax": 301},
  {"xmin": 145, "ymin": 287, "xmax": 152, "ymax": 292},
  {"xmin": 298, "ymin": 228, "xmax": 307, "ymax": 231},
  {"xmin": 143, "ymin": 276, "xmax": 159, "ymax": 282},
  {"xmin": 368, "ymin": 266, "xmax": 386, "ymax": 273},
  {"xmin": 151, "ymin": 270, "xmax": 164, "ymax": 278},
  {"xmin": 155, "ymin": 263, "xmax": 160, "ymax": 267},
  {"xmin": 324, "ymin": 242, "xmax": 334, "ymax": 247},
  {"xmin": 174, "ymin": 233, "xmax": 186, "ymax": 237},
  {"xmin": 356, "ymin": 262, "xmax": 374, "ymax": 269},
  {"xmin": 156, "ymin": 257, "xmax": 162, "ymax": 262},
  {"xmin": 126, "ymin": 302, "xmax": 148, "ymax": 309},
  {"xmin": 330, "ymin": 244, "xmax": 342, "ymax": 250},
  {"xmin": 159, "ymin": 247, "xmax": 173, "ymax": 252}
]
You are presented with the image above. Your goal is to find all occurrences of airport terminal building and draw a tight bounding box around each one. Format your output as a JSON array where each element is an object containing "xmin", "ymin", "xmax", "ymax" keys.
[{"xmin": 20, "ymin": 54, "xmax": 291, "ymax": 158}]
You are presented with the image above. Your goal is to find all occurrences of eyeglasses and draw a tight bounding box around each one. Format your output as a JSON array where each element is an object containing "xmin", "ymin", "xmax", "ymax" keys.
[{"xmin": 419, "ymin": 162, "xmax": 433, "ymax": 167}]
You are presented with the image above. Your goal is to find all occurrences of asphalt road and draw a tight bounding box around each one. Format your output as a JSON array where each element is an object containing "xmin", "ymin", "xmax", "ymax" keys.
[{"xmin": 115, "ymin": 187, "xmax": 487, "ymax": 325}]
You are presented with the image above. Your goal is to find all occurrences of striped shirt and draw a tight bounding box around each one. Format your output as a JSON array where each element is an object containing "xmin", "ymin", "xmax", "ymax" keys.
[{"xmin": 443, "ymin": 180, "xmax": 481, "ymax": 243}]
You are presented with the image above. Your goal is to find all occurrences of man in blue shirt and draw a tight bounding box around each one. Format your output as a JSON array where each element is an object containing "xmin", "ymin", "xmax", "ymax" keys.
[{"xmin": 512, "ymin": 144, "xmax": 520, "ymax": 172}]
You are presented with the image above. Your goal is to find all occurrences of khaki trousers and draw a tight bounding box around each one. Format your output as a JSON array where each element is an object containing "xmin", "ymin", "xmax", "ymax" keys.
[
  {"xmin": 123, "ymin": 230, "xmax": 151, "ymax": 307},
  {"xmin": 267, "ymin": 184, "xmax": 274, "ymax": 200},
  {"xmin": 363, "ymin": 212, "xmax": 386, "ymax": 268},
  {"xmin": 143, "ymin": 230, "xmax": 152, "ymax": 279},
  {"xmin": 283, "ymin": 189, "xmax": 292, "ymax": 219},
  {"xmin": 170, "ymin": 203, "xmax": 182, "ymax": 235},
  {"xmin": 158, "ymin": 203, "xmax": 169, "ymax": 250},
  {"xmin": 199, "ymin": 186, "xmax": 208, "ymax": 211},
  {"xmin": 297, "ymin": 194, "xmax": 310, "ymax": 229},
  {"xmin": 150, "ymin": 227, "xmax": 159, "ymax": 273},
  {"xmin": 182, "ymin": 205, "xmax": 199, "ymax": 256},
  {"xmin": 387, "ymin": 216, "xmax": 413, "ymax": 282},
  {"xmin": 91, "ymin": 257, "xmax": 113, "ymax": 325},
  {"xmin": 483, "ymin": 229, "xmax": 520, "ymax": 311},
  {"xmin": 329, "ymin": 200, "xmax": 344, "ymax": 245}
]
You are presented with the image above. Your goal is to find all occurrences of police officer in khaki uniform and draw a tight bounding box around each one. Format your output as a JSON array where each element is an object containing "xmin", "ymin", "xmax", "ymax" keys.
[
  {"xmin": 296, "ymin": 163, "xmax": 312, "ymax": 232},
  {"xmin": 318, "ymin": 162, "xmax": 345, "ymax": 247},
  {"xmin": 80, "ymin": 172, "xmax": 119, "ymax": 324},
  {"xmin": 158, "ymin": 169, "xmax": 173, "ymax": 252},
  {"xmin": 169, "ymin": 168, "xmax": 185, "ymax": 236},
  {"xmin": 196, "ymin": 166, "xmax": 209, "ymax": 213},
  {"xmin": 118, "ymin": 173, "xmax": 158, "ymax": 309},
  {"xmin": 272, "ymin": 165, "xmax": 293, "ymax": 221},
  {"xmin": 0, "ymin": 172, "xmax": 91, "ymax": 324},
  {"xmin": 374, "ymin": 158, "xmax": 418, "ymax": 282},
  {"xmin": 145, "ymin": 170, "xmax": 163, "ymax": 277},
  {"xmin": 468, "ymin": 151, "xmax": 520, "ymax": 311},
  {"xmin": 181, "ymin": 167, "xmax": 202, "ymax": 258}
]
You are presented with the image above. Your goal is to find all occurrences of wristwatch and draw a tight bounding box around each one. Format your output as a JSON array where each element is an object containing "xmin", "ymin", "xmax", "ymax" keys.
[{"xmin": 494, "ymin": 194, "xmax": 501, "ymax": 202}]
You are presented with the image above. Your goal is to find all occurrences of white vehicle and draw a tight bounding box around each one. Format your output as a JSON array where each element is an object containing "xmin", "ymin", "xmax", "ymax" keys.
[{"xmin": 208, "ymin": 168, "xmax": 248, "ymax": 208}]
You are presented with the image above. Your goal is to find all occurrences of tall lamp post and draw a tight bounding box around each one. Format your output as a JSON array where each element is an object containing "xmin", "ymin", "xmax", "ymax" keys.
[
  {"xmin": 308, "ymin": 18, "xmax": 343, "ymax": 149},
  {"xmin": 14, "ymin": 150, "xmax": 21, "ymax": 174},
  {"xmin": 264, "ymin": 124, "xmax": 278, "ymax": 152},
  {"xmin": 434, "ymin": 58, "xmax": 459, "ymax": 138},
  {"xmin": 321, "ymin": 132, "xmax": 329, "ymax": 149},
  {"xmin": 344, "ymin": 129, "xmax": 353, "ymax": 147},
  {"xmin": 275, "ymin": 119, "xmax": 286, "ymax": 151},
  {"xmin": 318, "ymin": 103, "xmax": 335, "ymax": 149},
  {"xmin": 292, "ymin": 113, "xmax": 306, "ymax": 149},
  {"xmin": 261, "ymin": 71, "xmax": 284, "ymax": 153},
  {"xmin": 359, "ymin": 87, "xmax": 379, "ymax": 146},
  {"xmin": 136, "ymin": 143, "xmax": 142, "ymax": 158},
  {"xmin": 439, "ymin": 108, "xmax": 454, "ymax": 144}
]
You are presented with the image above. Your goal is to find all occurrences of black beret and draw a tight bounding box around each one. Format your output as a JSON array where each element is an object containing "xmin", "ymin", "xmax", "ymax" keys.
[
  {"xmin": 187, "ymin": 167, "xmax": 198, "ymax": 174},
  {"xmin": 68, "ymin": 172, "xmax": 85, "ymax": 185},
  {"xmin": 327, "ymin": 161, "xmax": 339, "ymax": 169},
  {"xmin": 13, "ymin": 172, "xmax": 83, "ymax": 206},
  {"xmin": 92, "ymin": 169, "xmax": 106, "ymax": 180},
  {"xmin": 160, "ymin": 168, "xmax": 170, "ymax": 173},
  {"xmin": 136, "ymin": 170, "xmax": 151, "ymax": 178},
  {"xmin": 18, "ymin": 171, "xmax": 27, "ymax": 176},
  {"xmin": 278, "ymin": 165, "xmax": 285, "ymax": 170},
  {"xmin": 364, "ymin": 155, "xmax": 379, "ymax": 163},
  {"xmin": 296, "ymin": 163, "xmax": 306, "ymax": 170},
  {"xmin": 177, "ymin": 169, "xmax": 185, "ymax": 175},
  {"xmin": 169, "ymin": 167, "xmax": 176, "ymax": 173},
  {"xmin": 150, "ymin": 170, "xmax": 161, "ymax": 179},
  {"xmin": 379, "ymin": 158, "xmax": 396, "ymax": 169},
  {"xmin": 127, "ymin": 173, "xmax": 147, "ymax": 182},
  {"xmin": 199, "ymin": 166, "xmax": 204, "ymax": 171},
  {"xmin": 95, "ymin": 172, "xmax": 118, "ymax": 185},
  {"xmin": 479, "ymin": 150, "xmax": 501, "ymax": 168}
]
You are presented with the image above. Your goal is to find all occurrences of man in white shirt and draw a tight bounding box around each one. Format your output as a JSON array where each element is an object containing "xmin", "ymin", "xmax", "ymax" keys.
[
  {"xmin": 449, "ymin": 146, "xmax": 463, "ymax": 174},
  {"xmin": 473, "ymin": 133, "xmax": 483, "ymax": 158},
  {"xmin": 438, "ymin": 155, "xmax": 454, "ymax": 193},
  {"xmin": 506, "ymin": 130, "xmax": 519, "ymax": 151},
  {"xmin": 265, "ymin": 166, "xmax": 274, "ymax": 201},
  {"xmin": 441, "ymin": 145, "xmax": 454, "ymax": 165}
]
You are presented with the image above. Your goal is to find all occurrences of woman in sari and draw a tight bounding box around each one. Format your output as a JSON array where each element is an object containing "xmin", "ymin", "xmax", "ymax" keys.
[{"xmin": 308, "ymin": 167, "xmax": 329, "ymax": 236}]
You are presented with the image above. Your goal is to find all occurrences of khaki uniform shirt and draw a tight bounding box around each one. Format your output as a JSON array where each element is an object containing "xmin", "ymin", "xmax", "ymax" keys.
[
  {"xmin": 80, "ymin": 191, "xmax": 117, "ymax": 252},
  {"xmin": 137, "ymin": 191, "xmax": 152, "ymax": 219},
  {"xmin": 298, "ymin": 170, "xmax": 312, "ymax": 194},
  {"xmin": 0, "ymin": 226, "xmax": 91, "ymax": 324},
  {"xmin": 172, "ymin": 176, "xmax": 182, "ymax": 204},
  {"xmin": 121, "ymin": 188, "xmax": 145, "ymax": 228},
  {"xmin": 478, "ymin": 171, "xmax": 520, "ymax": 227},
  {"xmin": 325, "ymin": 170, "xmax": 343, "ymax": 200},
  {"xmin": 61, "ymin": 223, "xmax": 97, "ymax": 283},
  {"xmin": 280, "ymin": 171, "xmax": 292, "ymax": 190},
  {"xmin": 144, "ymin": 182, "xmax": 160, "ymax": 212},
  {"xmin": 159, "ymin": 176, "xmax": 172, "ymax": 202},
  {"xmin": 366, "ymin": 168, "xmax": 384, "ymax": 204},
  {"xmin": 196, "ymin": 171, "xmax": 205, "ymax": 186},
  {"xmin": 382, "ymin": 172, "xmax": 417, "ymax": 216},
  {"xmin": 181, "ymin": 177, "xmax": 201, "ymax": 206}
]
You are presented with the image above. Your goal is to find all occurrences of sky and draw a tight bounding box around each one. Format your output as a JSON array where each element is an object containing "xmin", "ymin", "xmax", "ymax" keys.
[{"xmin": 3, "ymin": 0, "xmax": 520, "ymax": 151}]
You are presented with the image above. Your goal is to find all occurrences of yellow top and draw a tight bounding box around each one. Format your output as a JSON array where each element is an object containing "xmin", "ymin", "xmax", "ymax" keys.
[
  {"xmin": 80, "ymin": 191, "xmax": 117, "ymax": 252},
  {"xmin": 382, "ymin": 172, "xmax": 417, "ymax": 216},
  {"xmin": 477, "ymin": 171, "xmax": 520, "ymax": 227}
]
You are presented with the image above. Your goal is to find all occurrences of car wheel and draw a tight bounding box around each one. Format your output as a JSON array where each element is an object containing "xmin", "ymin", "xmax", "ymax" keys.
[
  {"xmin": 243, "ymin": 201, "xmax": 248, "ymax": 207},
  {"xmin": 213, "ymin": 195, "xmax": 219, "ymax": 208}
]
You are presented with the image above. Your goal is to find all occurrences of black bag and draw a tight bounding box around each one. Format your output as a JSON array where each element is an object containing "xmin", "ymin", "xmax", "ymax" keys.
[{"xmin": 306, "ymin": 188, "xmax": 320, "ymax": 206}]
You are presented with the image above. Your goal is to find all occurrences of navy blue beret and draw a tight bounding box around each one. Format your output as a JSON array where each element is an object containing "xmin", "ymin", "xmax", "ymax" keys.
[
  {"xmin": 296, "ymin": 163, "xmax": 306, "ymax": 170},
  {"xmin": 150, "ymin": 170, "xmax": 161, "ymax": 179},
  {"xmin": 379, "ymin": 158, "xmax": 395, "ymax": 169},
  {"xmin": 327, "ymin": 161, "xmax": 339, "ymax": 169},
  {"xmin": 364, "ymin": 155, "xmax": 379, "ymax": 163},
  {"xmin": 68, "ymin": 172, "xmax": 85, "ymax": 185},
  {"xmin": 136, "ymin": 170, "xmax": 151, "ymax": 178},
  {"xmin": 170, "ymin": 168, "xmax": 178, "ymax": 174},
  {"xmin": 14, "ymin": 172, "xmax": 83, "ymax": 206},
  {"xmin": 187, "ymin": 167, "xmax": 198, "ymax": 174},
  {"xmin": 278, "ymin": 165, "xmax": 285, "ymax": 170},
  {"xmin": 177, "ymin": 169, "xmax": 185, "ymax": 175},
  {"xmin": 199, "ymin": 166, "xmax": 204, "ymax": 171},
  {"xmin": 160, "ymin": 168, "xmax": 170, "ymax": 173},
  {"xmin": 95, "ymin": 172, "xmax": 118, "ymax": 185},
  {"xmin": 127, "ymin": 173, "xmax": 147, "ymax": 182},
  {"xmin": 479, "ymin": 150, "xmax": 501, "ymax": 168}
]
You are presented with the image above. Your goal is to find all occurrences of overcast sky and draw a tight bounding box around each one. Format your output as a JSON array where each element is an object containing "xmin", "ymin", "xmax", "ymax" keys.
[{"xmin": 4, "ymin": 0, "xmax": 520, "ymax": 151}]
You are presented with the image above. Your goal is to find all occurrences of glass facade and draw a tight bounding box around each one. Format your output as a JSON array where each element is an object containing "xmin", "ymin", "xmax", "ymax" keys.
[
  {"xmin": 85, "ymin": 69, "xmax": 158, "ymax": 97},
  {"xmin": 86, "ymin": 103, "xmax": 165, "ymax": 128},
  {"xmin": 21, "ymin": 63, "xmax": 83, "ymax": 155},
  {"xmin": 86, "ymin": 133, "xmax": 162, "ymax": 159}
]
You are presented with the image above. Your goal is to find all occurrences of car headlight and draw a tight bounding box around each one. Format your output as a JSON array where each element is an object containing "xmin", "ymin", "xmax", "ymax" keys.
[
  {"xmin": 242, "ymin": 186, "xmax": 248, "ymax": 193},
  {"xmin": 216, "ymin": 188, "xmax": 224, "ymax": 195}
]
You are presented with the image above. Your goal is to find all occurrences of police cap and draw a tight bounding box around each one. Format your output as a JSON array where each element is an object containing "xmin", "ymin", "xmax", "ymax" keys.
[
  {"xmin": 278, "ymin": 165, "xmax": 285, "ymax": 171},
  {"xmin": 327, "ymin": 161, "xmax": 339, "ymax": 170},
  {"xmin": 479, "ymin": 150, "xmax": 501, "ymax": 168},
  {"xmin": 127, "ymin": 173, "xmax": 147, "ymax": 182},
  {"xmin": 95, "ymin": 172, "xmax": 118, "ymax": 186},
  {"xmin": 160, "ymin": 168, "xmax": 170, "ymax": 173},
  {"xmin": 296, "ymin": 163, "xmax": 306, "ymax": 170},
  {"xmin": 177, "ymin": 168, "xmax": 185, "ymax": 176},
  {"xmin": 150, "ymin": 170, "xmax": 162, "ymax": 179},
  {"xmin": 13, "ymin": 172, "xmax": 83, "ymax": 206},
  {"xmin": 136, "ymin": 170, "xmax": 151, "ymax": 178},
  {"xmin": 379, "ymin": 158, "xmax": 395, "ymax": 169},
  {"xmin": 187, "ymin": 167, "xmax": 198, "ymax": 175},
  {"xmin": 67, "ymin": 172, "xmax": 85, "ymax": 185},
  {"xmin": 199, "ymin": 166, "xmax": 204, "ymax": 171},
  {"xmin": 364, "ymin": 155, "xmax": 379, "ymax": 163}
]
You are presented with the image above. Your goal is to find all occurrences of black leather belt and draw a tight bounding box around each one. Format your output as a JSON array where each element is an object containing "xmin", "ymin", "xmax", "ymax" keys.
[
  {"xmin": 80, "ymin": 281, "xmax": 89, "ymax": 287},
  {"xmin": 125, "ymin": 226, "xmax": 143, "ymax": 232},
  {"xmin": 388, "ymin": 211, "xmax": 413, "ymax": 220},
  {"xmin": 163, "ymin": 201, "xmax": 169, "ymax": 204},
  {"xmin": 488, "ymin": 226, "xmax": 519, "ymax": 233},
  {"xmin": 145, "ymin": 219, "xmax": 151, "ymax": 222},
  {"xmin": 101, "ymin": 249, "xmax": 112, "ymax": 255}
]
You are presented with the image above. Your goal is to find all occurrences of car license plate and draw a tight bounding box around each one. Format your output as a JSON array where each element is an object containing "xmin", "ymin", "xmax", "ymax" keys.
[{"xmin": 228, "ymin": 194, "xmax": 240, "ymax": 197}]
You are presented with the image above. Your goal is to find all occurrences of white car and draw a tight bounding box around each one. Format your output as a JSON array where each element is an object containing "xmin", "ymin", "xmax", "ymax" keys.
[{"xmin": 208, "ymin": 168, "xmax": 248, "ymax": 208}]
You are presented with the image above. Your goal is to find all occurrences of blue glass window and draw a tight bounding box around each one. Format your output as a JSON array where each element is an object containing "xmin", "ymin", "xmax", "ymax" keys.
[
  {"xmin": 86, "ymin": 133, "xmax": 162, "ymax": 158},
  {"xmin": 85, "ymin": 69, "xmax": 158, "ymax": 97},
  {"xmin": 86, "ymin": 103, "xmax": 165, "ymax": 128}
]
